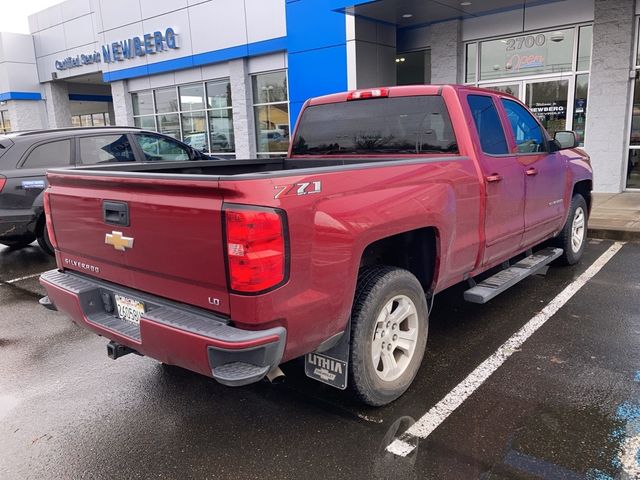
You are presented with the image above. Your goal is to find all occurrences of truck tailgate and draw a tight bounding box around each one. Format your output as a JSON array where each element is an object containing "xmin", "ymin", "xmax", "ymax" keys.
[{"xmin": 46, "ymin": 172, "xmax": 230, "ymax": 315}]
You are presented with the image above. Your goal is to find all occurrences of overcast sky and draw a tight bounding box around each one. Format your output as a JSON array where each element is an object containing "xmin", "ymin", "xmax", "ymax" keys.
[{"xmin": 0, "ymin": 1, "xmax": 64, "ymax": 34}]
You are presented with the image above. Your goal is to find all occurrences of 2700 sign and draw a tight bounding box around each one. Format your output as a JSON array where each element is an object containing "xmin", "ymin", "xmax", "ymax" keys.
[{"xmin": 505, "ymin": 34, "xmax": 546, "ymax": 51}]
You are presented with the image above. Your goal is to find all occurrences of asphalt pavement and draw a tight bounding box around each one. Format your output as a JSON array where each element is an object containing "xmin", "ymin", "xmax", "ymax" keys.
[{"xmin": 1, "ymin": 240, "xmax": 639, "ymax": 479}]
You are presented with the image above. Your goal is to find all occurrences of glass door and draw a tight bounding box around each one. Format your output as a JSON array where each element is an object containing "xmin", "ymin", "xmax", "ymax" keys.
[
  {"xmin": 627, "ymin": 75, "xmax": 640, "ymax": 188},
  {"xmin": 524, "ymin": 78, "xmax": 570, "ymax": 138}
]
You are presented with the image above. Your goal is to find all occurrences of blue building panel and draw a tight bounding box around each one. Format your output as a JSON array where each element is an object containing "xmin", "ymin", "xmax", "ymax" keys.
[
  {"xmin": 285, "ymin": 0, "xmax": 351, "ymax": 54},
  {"xmin": 0, "ymin": 92, "xmax": 42, "ymax": 101},
  {"xmin": 68, "ymin": 94, "xmax": 114, "ymax": 102},
  {"xmin": 102, "ymin": 37, "xmax": 288, "ymax": 83},
  {"xmin": 285, "ymin": 0, "xmax": 371, "ymax": 124},
  {"xmin": 287, "ymin": 45, "xmax": 348, "ymax": 123}
]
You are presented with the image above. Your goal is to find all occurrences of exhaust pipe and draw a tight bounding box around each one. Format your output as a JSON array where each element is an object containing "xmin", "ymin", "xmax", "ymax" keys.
[
  {"xmin": 106, "ymin": 341, "xmax": 137, "ymax": 360},
  {"xmin": 266, "ymin": 366, "xmax": 285, "ymax": 384}
]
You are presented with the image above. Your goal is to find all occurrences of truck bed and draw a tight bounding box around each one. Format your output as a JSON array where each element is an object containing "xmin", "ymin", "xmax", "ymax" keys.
[{"xmin": 49, "ymin": 155, "xmax": 461, "ymax": 180}]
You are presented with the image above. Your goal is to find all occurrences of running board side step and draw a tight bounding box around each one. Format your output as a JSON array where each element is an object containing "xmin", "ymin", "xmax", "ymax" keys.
[{"xmin": 464, "ymin": 247, "xmax": 563, "ymax": 304}]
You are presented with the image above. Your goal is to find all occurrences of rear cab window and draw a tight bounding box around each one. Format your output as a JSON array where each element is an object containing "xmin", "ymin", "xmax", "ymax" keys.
[
  {"xmin": 21, "ymin": 139, "xmax": 72, "ymax": 169},
  {"xmin": 466, "ymin": 95, "xmax": 509, "ymax": 155},
  {"xmin": 291, "ymin": 96, "xmax": 458, "ymax": 156}
]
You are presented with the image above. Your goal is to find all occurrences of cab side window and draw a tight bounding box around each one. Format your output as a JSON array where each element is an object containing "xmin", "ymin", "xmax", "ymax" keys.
[
  {"xmin": 21, "ymin": 139, "xmax": 72, "ymax": 168},
  {"xmin": 79, "ymin": 135, "xmax": 136, "ymax": 164},
  {"xmin": 501, "ymin": 99, "xmax": 547, "ymax": 153},
  {"xmin": 134, "ymin": 134, "xmax": 190, "ymax": 161},
  {"xmin": 467, "ymin": 95, "xmax": 509, "ymax": 155}
]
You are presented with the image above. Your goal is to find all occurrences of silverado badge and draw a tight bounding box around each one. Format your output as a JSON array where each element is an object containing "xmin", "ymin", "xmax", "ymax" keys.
[{"xmin": 105, "ymin": 231, "xmax": 134, "ymax": 251}]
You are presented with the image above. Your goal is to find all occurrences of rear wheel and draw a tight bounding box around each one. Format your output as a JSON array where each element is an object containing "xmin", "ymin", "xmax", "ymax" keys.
[
  {"xmin": 349, "ymin": 266, "xmax": 428, "ymax": 406},
  {"xmin": 36, "ymin": 216, "xmax": 54, "ymax": 256},
  {"xmin": 554, "ymin": 194, "xmax": 588, "ymax": 265}
]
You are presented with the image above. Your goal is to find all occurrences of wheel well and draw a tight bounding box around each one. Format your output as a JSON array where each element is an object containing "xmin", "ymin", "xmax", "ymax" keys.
[
  {"xmin": 573, "ymin": 180, "xmax": 592, "ymax": 213},
  {"xmin": 359, "ymin": 228, "xmax": 437, "ymax": 292}
]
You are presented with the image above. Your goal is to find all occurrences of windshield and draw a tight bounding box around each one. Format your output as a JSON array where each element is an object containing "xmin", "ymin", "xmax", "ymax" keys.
[{"xmin": 291, "ymin": 96, "xmax": 458, "ymax": 156}]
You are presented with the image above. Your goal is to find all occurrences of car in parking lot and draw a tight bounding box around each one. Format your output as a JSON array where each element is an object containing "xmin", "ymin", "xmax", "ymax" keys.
[{"xmin": 0, "ymin": 126, "xmax": 208, "ymax": 254}]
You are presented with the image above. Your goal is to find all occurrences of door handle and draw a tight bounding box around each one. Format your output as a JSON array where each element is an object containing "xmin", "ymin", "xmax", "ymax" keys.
[
  {"xmin": 486, "ymin": 173, "xmax": 503, "ymax": 183},
  {"xmin": 526, "ymin": 167, "xmax": 538, "ymax": 176}
]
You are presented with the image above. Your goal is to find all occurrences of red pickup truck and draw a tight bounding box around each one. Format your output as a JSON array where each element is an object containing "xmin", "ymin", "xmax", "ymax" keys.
[{"xmin": 40, "ymin": 85, "xmax": 592, "ymax": 406}]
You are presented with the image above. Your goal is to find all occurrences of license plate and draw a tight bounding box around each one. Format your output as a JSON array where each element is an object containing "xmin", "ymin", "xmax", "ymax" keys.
[{"xmin": 114, "ymin": 294, "xmax": 145, "ymax": 325}]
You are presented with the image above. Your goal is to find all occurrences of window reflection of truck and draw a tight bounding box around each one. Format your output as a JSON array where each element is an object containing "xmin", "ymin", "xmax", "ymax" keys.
[
  {"xmin": 184, "ymin": 132, "xmax": 230, "ymax": 151},
  {"xmin": 260, "ymin": 130, "xmax": 289, "ymax": 151}
]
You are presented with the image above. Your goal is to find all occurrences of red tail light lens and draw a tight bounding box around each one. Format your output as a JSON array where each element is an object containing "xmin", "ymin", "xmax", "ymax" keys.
[
  {"xmin": 43, "ymin": 190, "xmax": 58, "ymax": 250},
  {"xmin": 224, "ymin": 206, "xmax": 288, "ymax": 293},
  {"xmin": 0, "ymin": 175, "xmax": 6, "ymax": 192}
]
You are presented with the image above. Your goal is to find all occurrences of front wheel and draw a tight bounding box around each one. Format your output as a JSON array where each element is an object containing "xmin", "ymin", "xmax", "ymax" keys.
[
  {"xmin": 349, "ymin": 266, "xmax": 428, "ymax": 406},
  {"xmin": 554, "ymin": 194, "xmax": 588, "ymax": 265}
]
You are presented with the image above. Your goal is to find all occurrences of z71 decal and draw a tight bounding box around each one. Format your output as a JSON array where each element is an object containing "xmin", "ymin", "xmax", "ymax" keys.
[{"xmin": 274, "ymin": 181, "xmax": 322, "ymax": 199}]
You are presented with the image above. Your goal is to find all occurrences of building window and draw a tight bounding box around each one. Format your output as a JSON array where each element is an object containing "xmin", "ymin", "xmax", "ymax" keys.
[
  {"xmin": 252, "ymin": 71, "xmax": 290, "ymax": 157},
  {"xmin": 577, "ymin": 25, "xmax": 593, "ymax": 72},
  {"xmin": 72, "ymin": 113, "xmax": 111, "ymax": 127},
  {"xmin": 476, "ymin": 28, "xmax": 576, "ymax": 82},
  {"xmin": 465, "ymin": 43, "xmax": 477, "ymax": 83},
  {"xmin": 573, "ymin": 73, "xmax": 589, "ymax": 145},
  {"xmin": 465, "ymin": 24, "xmax": 592, "ymax": 145},
  {"xmin": 0, "ymin": 110, "xmax": 11, "ymax": 134},
  {"xmin": 627, "ymin": 18, "xmax": 640, "ymax": 189},
  {"xmin": 131, "ymin": 79, "xmax": 234, "ymax": 155}
]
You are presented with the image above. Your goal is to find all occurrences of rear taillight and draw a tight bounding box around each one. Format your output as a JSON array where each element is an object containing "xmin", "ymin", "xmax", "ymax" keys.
[
  {"xmin": 0, "ymin": 175, "xmax": 5, "ymax": 192},
  {"xmin": 223, "ymin": 205, "xmax": 288, "ymax": 293},
  {"xmin": 43, "ymin": 190, "xmax": 58, "ymax": 250}
]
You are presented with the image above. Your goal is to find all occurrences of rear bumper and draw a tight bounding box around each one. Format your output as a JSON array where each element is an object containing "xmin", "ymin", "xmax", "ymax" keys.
[{"xmin": 40, "ymin": 269, "xmax": 286, "ymax": 386}]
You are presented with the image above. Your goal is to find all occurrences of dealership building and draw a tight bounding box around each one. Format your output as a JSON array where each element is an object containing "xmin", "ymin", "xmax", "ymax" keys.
[{"xmin": 0, "ymin": 0, "xmax": 638, "ymax": 192}]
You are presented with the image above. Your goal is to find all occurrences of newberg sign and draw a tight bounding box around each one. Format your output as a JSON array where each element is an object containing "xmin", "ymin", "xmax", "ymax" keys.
[{"xmin": 55, "ymin": 27, "xmax": 178, "ymax": 71}]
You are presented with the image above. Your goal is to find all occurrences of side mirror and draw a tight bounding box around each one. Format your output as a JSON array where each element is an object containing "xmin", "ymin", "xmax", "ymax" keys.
[{"xmin": 554, "ymin": 131, "xmax": 579, "ymax": 150}]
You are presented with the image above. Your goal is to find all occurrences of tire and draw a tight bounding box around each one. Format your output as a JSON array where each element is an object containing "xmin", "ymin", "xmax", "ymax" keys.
[
  {"xmin": 36, "ymin": 217, "xmax": 54, "ymax": 256},
  {"xmin": 554, "ymin": 194, "xmax": 588, "ymax": 265},
  {"xmin": 349, "ymin": 266, "xmax": 428, "ymax": 406}
]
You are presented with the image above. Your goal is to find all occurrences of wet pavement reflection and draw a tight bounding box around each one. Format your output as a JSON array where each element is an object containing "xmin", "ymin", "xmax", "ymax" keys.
[{"xmin": 1, "ymin": 240, "xmax": 639, "ymax": 479}]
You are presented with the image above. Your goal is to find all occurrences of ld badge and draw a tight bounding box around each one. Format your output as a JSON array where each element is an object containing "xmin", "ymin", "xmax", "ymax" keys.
[
  {"xmin": 105, "ymin": 231, "xmax": 134, "ymax": 251},
  {"xmin": 305, "ymin": 352, "xmax": 348, "ymax": 390}
]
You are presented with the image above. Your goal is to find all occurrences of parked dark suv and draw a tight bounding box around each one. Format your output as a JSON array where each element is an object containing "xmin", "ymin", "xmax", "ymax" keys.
[{"xmin": 0, "ymin": 126, "xmax": 208, "ymax": 254}]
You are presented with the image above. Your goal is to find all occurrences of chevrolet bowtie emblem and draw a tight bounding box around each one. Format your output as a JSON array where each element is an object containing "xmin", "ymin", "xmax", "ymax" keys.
[{"xmin": 105, "ymin": 231, "xmax": 134, "ymax": 251}]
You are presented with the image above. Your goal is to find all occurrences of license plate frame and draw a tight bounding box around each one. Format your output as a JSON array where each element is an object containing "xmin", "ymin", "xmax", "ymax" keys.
[{"xmin": 114, "ymin": 294, "xmax": 145, "ymax": 325}]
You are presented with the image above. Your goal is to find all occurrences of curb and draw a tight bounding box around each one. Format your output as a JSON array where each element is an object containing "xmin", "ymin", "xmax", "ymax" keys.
[{"xmin": 588, "ymin": 228, "xmax": 640, "ymax": 242}]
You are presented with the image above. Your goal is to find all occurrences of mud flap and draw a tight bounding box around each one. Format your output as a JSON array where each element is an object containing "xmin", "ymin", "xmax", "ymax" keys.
[{"xmin": 304, "ymin": 326, "xmax": 351, "ymax": 390}]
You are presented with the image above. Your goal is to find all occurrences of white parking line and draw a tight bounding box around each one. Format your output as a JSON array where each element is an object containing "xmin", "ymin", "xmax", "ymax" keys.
[
  {"xmin": 386, "ymin": 242, "xmax": 626, "ymax": 457},
  {"xmin": 5, "ymin": 271, "xmax": 48, "ymax": 284}
]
